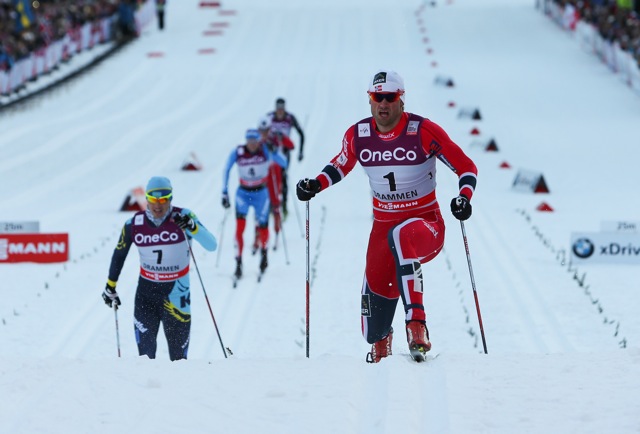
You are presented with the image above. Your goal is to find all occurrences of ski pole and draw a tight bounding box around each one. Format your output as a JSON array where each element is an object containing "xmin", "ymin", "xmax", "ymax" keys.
[
  {"xmin": 113, "ymin": 304, "xmax": 121, "ymax": 358},
  {"xmin": 279, "ymin": 209, "xmax": 290, "ymax": 265},
  {"xmin": 459, "ymin": 220, "xmax": 488, "ymax": 354},
  {"xmin": 189, "ymin": 242, "xmax": 231, "ymax": 358},
  {"xmin": 293, "ymin": 116, "xmax": 308, "ymax": 239},
  {"xmin": 293, "ymin": 198, "xmax": 304, "ymax": 238},
  {"xmin": 305, "ymin": 201, "xmax": 310, "ymax": 358},
  {"xmin": 215, "ymin": 209, "xmax": 229, "ymax": 268}
]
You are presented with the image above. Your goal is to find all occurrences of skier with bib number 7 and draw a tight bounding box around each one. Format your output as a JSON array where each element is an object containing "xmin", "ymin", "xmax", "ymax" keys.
[
  {"xmin": 102, "ymin": 176, "xmax": 217, "ymax": 361},
  {"xmin": 296, "ymin": 70, "xmax": 478, "ymax": 362}
]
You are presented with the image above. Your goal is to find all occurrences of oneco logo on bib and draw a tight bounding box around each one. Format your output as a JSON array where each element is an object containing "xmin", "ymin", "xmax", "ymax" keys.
[
  {"xmin": 360, "ymin": 147, "xmax": 417, "ymax": 163},
  {"xmin": 135, "ymin": 231, "xmax": 180, "ymax": 244},
  {"xmin": 572, "ymin": 238, "xmax": 594, "ymax": 259}
]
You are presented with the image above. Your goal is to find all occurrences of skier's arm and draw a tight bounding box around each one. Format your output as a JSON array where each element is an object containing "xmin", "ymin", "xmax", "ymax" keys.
[
  {"xmin": 222, "ymin": 148, "xmax": 238, "ymax": 194},
  {"xmin": 107, "ymin": 221, "xmax": 133, "ymax": 286},
  {"xmin": 176, "ymin": 208, "xmax": 217, "ymax": 252},
  {"xmin": 292, "ymin": 115, "xmax": 305, "ymax": 157},
  {"xmin": 265, "ymin": 144, "xmax": 288, "ymax": 170},
  {"xmin": 315, "ymin": 126, "xmax": 358, "ymax": 191},
  {"xmin": 421, "ymin": 120, "xmax": 477, "ymax": 200}
]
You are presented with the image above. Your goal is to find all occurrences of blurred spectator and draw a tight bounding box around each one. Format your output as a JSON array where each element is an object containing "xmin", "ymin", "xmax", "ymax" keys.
[
  {"xmin": 0, "ymin": 0, "xmax": 138, "ymax": 70},
  {"xmin": 156, "ymin": 0, "xmax": 165, "ymax": 30},
  {"xmin": 553, "ymin": 0, "xmax": 640, "ymax": 68},
  {"xmin": 117, "ymin": 0, "xmax": 137, "ymax": 38},
  {"xmin": 617, "ymin": 0, "xmax": 633, "ymax": 9},
  {"xmin": 0, "ymin": 41, "xmax": 14, "ymax": 71}
]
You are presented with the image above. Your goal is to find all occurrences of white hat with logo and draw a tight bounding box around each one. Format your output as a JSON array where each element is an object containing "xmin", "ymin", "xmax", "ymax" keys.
[{"xmin": 368, "ymin": 70, "xmax": 405, "ymax": 102}]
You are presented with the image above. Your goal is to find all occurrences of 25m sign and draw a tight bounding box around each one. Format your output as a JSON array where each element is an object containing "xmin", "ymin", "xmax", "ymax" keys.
[{"xmin": 0, "ymin": 233, "xmax": 69, "ymax": 263}]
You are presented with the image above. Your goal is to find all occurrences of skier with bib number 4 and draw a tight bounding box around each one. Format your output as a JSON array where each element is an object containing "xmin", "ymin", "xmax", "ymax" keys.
[
  {"xmin": 222, "ymin": 128, "xmax": 288, "ymax": 284},
  {"xmin": 296, "ymin": 70, "xmax": 477, "ymax": 362}
]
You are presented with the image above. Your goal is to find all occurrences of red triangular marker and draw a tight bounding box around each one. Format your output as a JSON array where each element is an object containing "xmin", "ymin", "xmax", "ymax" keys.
[
  {"xmin": 120, "ymin": 187, "xmax": 146, "ymax": 212},
  {"xmin": 536, "ymin": 202, "xmax": 554, "ymax": 212},
  {"xmin": 534, "ymin": 176, "xmax": 550, "ymax": 193},
  {"xmin": 181, "ymin": 152, "xmax": 203, "ymax": 171}
]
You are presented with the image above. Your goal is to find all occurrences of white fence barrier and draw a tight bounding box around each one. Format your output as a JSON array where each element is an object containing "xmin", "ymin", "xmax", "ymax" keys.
[
  {"xmin": 542, "ymin": 1, "xmax": 640, "ymax": 96},
  {"xmin": 1, "ymin": 1, "xmax": 153, "ymax": 98}
]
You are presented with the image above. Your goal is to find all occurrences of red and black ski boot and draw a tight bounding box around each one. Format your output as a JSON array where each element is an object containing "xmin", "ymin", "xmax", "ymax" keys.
[
  {"xmin": 406, "ymin": 321, "xmax": 431, "ymax": 362},
  {"xmin": 366, "ymin": 327, "xmax": 393, "ymax": 363}
]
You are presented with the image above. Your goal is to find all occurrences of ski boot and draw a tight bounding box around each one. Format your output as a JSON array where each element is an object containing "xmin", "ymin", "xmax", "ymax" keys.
[
  {"xmin": 234, "ymin": 256, "xmax": 243, "ymax": 279},
  {"xmin": 406, "ymin": 321, "xmax": 431, "ymax": 362},
  {"xmin": 366, "ymin": 327, "xmax": 393, "ymax": 363},
  {"xmin": 259, "ymin": 248, "xmax": 268, "ymax": 273}
]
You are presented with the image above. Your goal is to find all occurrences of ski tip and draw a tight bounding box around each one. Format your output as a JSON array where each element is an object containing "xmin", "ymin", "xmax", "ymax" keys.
[
  {"xmin": 407, "ymin": 350, "xmax": 440, "ymax": 363},
  {"xmin": 409, "ymin": 345, "xmax": 433, "ymax": 363},
  {"xmin": 409, "ymin": 349, "xmax": 425, "ymax": 362}
]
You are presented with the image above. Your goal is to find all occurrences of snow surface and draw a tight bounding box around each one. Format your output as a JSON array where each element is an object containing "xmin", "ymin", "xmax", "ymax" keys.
[{"xmin": 2, "ymin": 0, "xmax": 640, "ymax": 433}]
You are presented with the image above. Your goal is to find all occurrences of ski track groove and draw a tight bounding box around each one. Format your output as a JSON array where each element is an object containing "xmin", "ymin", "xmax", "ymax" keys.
[
  {"xmin": 196, "ymin": 264, "xmax": 270, "ymax": 360},
  {"xmin": 42, "ymin": 290, "xmax": 111, "ymax": 358},
  {"xmin": 357, "ymin": 355, "xmax": 450, "ymax": 434},
  {"xmin": 0, "ymin": 76, "xmax": 172, "ymax": 178},
  {"xmin": 471, "ymin": 206, "xmax": 576, "ymax": 353},
  {"xmin": 0, "ymin": 57, "xmax": 153, "ymax": 152},
  {"xmin": 3, "ymin": 369, "xmax": 59, "ymax": 434},
  {"xmin": 360, "ymin": 364, "xmax": 392, "ymax": 433}
]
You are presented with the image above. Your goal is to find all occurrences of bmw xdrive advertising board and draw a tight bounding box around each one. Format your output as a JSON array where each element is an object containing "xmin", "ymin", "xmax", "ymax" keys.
[{"xmin": 571, "ymin": 232, "xmax": 640, "ymax": 264}]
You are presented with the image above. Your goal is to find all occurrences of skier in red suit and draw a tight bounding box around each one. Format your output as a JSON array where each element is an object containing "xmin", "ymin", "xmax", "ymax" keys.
[
  {"xmin": 255, "ymin": 117, "xmax": 294, "ymax": 251},
  {"xmin": 296, "ymin": 70, "xmax": 477, "ymax": 362}
]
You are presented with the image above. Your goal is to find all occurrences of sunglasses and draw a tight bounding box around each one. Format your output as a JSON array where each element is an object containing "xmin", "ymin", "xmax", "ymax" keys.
[
  {"xmin": 146, "ymin": 190, "xmax": 173, "ymax": 204},
  {"xmin": 368, "ymin": 92, "xmax": 403, "ymax": 103}
]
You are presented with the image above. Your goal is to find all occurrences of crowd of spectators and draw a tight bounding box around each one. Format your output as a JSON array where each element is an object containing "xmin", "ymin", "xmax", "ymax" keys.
[
  {"xmin": 553, "ymin": 0, "xmax": 640, "ymax": 67},
  {"xmin": 0, "ymin": 0, "xmax": 140, "ymax": 72}
]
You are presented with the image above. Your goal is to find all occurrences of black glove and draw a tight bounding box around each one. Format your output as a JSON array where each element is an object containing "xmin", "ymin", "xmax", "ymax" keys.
[
  {"xmin": 102, "ymin": 282, "xmax": 121, "ymax": 308},
  {"xmin": 450, "ymin": 195, "xmax": 472, "ymax": 221},
  {"xmin": 222, "ymin": 193, "xmax": 231, "ymax": 209},
  {"xmin": 174, "ymin": 213, "xmax": 197, "ymax": 231},
  {"xmin": 296, "ymin": 178, "xmax": 321, "ymax": 201},
  {"xmin": 298, "ymin": 152, "xmax": 303, "ymax": 162}
]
